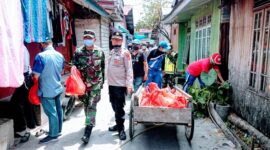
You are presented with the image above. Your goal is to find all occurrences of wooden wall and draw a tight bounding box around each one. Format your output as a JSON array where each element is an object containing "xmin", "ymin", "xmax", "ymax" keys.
[{"xmin": 229, "ymin": 0, "xmax": 270, "ymax": 137}]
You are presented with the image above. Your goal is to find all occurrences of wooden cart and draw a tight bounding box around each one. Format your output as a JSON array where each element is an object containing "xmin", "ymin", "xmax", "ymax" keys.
[{"xmin": 129, "ymin": 86, "xmax": 194, "ymax": 141}]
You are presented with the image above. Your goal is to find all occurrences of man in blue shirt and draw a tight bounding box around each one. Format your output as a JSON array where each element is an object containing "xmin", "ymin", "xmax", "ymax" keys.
[
  {"xmin": 32, "ymin": 39, "xmax": 64, "ymax": 144},
  {"xmin": 145, "ymin": 41, "xmax": 171, "ymax": 88}
]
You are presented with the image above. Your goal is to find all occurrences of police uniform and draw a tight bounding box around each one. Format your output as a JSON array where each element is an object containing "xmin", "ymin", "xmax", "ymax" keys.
[
  {"xmin": 107, "ymin": 31, "xmax": 133, "ymax": 140},
  {"xmin": 72, "ymin": 30, "xmax": 105, "ymax": 143}
]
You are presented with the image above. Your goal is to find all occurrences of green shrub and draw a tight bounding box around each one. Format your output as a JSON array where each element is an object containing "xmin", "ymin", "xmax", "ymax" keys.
[{"xmin": 189, "ymin": 81, "xmax": 232, "ymax": 118}]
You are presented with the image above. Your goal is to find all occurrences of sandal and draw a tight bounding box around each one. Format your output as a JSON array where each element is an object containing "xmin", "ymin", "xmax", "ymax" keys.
[
  {"xmin": 19, "ymin": 132, "xmax": 30, "ymax": 143},
  {"xmin": 35, "ymin": 129, "xmax": 48, "ymax": 137}
]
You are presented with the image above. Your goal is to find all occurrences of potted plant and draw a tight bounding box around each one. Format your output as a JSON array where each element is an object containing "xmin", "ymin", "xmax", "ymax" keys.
[{"xmin": 214, "ymin": 81, "xmax": 232, "ymax": 120}]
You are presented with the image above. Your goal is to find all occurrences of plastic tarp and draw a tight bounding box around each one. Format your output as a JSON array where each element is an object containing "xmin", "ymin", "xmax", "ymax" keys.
[
  {"xmin": 0, "ymin": 0, "xmax": 24, "ymax": 87},
  {"xmin": 134, "ymin": 33, "xmax": 146, "ymax": 39}
]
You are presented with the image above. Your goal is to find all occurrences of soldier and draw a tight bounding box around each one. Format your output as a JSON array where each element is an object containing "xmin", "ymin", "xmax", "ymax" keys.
[
  {"xmin": 72, "ymin": 29, "xmax": 105, "ymax": 144},
  {"xmin": 107, "ymin": 31, "xmax": 133, "ymax": 140}
]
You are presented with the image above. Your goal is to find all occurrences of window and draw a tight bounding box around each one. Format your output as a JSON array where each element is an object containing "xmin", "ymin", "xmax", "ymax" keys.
[
  {"xmin": 249, "ymin": 9, "xmax": 270, "ymax": 94},
  {"xmin": 195, "ymin": 15, "xmax": 211, "ymax": 60}
]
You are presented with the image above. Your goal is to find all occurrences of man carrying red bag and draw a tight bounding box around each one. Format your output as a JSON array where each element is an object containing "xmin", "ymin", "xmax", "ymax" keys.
[
  {"xmin": 32, "ymin": 38, "xmax": 64, "ymax": 144},
  {"xmin": 72, "ymin": 30, "xmax": 105, "ymax": 144}
]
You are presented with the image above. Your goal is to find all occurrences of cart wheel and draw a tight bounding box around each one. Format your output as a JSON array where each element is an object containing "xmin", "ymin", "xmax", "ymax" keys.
[
  {"xmin": 62, "ymin": 96, "xmax": 76, "ymax": 121},
  {"xmin": 185, "ymin": 102, "xmax": 194, "ymax": 141},
  {"xmin": 129, "ymin": 101, "xmax": 134, "ymax": 139}
]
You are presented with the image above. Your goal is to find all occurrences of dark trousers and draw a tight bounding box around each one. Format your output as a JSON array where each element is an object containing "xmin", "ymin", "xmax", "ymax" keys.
[
  {"xmin": 109, "ymin": 86, "xmax": 126, "ymax": 131},
  {"xmin": 0, "ymin": 101, "xmax": 26, "ymax": 132},
  {"xmin": 10, "ymin": 82, "xmax": 40, "ymax": 128}
]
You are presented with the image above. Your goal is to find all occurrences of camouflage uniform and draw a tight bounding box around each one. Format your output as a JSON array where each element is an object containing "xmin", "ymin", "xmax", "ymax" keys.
[{"xmin": 72, "ymin": 45, "xmax": 105, "ymax": 126}]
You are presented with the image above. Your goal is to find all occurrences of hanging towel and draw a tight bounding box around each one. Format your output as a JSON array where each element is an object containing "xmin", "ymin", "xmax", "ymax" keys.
[
  {"xmin": 0, "ymin": 0, "xmax": 24, "ymax": 87},
  {"xmin": 21, "ymin": 0, "xmax": 50, "ymax": 43}
]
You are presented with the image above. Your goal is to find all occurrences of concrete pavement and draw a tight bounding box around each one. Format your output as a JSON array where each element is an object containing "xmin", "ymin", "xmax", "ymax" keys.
[{"xmin": 12, "ymin": 81, "xmax": 235, "ymax": 150}]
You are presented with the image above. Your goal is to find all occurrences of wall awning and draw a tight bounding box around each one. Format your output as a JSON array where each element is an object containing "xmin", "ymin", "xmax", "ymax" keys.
[
  {"xmin": 118, "ymin": 25, "xmax": 130, "ymax": 34},
  {"xmin": 73, "ymin": 0, "xmax": 109, "ymax": 17},
  {"xmin": 118, "ymin": 25, "xmax": 132, "ymax": 39},
  {"xmin": 162, "ymin": 0, "xmax": 211, "ymax": 24}
]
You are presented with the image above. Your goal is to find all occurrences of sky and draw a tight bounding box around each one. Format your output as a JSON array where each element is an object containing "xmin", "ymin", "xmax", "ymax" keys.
[{"xmin": 123, "ymin": 0, "xmax": 173, "ymax": 26}]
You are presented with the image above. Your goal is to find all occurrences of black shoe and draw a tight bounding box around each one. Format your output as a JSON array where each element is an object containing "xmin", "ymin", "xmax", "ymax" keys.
[
  {"xmin": 108, "ymin": 125, "xmax": 118, "ymax": 132},
  {"xmin": 81, "ymin": 125, "xmax": 93, "ymax": 144},
  {"xmin": 119, "ymin": 130, "xmax": 126, "ymax": 140},
  {"xmin": 39, "ymin": 136, "xmax": 58, "ymax": 144}
]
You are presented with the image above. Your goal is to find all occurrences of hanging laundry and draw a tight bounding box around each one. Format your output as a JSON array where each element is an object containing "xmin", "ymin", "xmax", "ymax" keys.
[
  {"xmin": 21, "ymin": 0, "xmax": 50, "ymax": 43},
  {"xmin": 71, "ymin": 19, "xmax": 77, "ymax": 46},
  {"xmin": 47, "ymin": 0, "xmax": 54, "ymax": 39},
  {"xmin": 58, "ymin": 5, "xmax": 70, "ymax": 46},
  {"xmin": 0, "ymin": 0, "xmax": 24, "ymax": 87},
  {"xmin": 51, "ymin": 0, "xmax": 63, "ymax": 43}
]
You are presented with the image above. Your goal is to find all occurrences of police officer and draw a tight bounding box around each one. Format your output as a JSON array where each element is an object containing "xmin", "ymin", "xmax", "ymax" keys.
[
  {"xmin": 72, "ymin": 29, "xmax": 105, "ymax": 144},
  {"xmin": 107, "ymin": 31, "xmax": 133, "ymax": 140}
]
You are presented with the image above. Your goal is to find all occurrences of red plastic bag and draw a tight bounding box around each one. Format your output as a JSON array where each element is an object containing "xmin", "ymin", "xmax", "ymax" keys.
[
  {"xmin": 28, "ymin": 78, "xmax": 40, "ymax": 105},
  {"xmin": 65, "ymin": 66, "xmax": 86, "ymax": 96},
  {"xmin": 140, "ymin": 82, "xmax": 188, "ymax": 108}
]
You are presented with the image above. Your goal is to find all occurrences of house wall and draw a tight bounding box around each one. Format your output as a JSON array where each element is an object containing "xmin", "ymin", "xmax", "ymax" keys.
[
  {"xmin": 100, "ymin": 17, "xmax": 110, "ymax": 52},
  {"xmin": 229, "ymin": 0, "xmax": 270, "ymax": 137},
  {"xmin": 171, "ymin": 24, "xmax": 179, "ymax": 53},
  {"xmin": 189, "ymin": 0, "xmax": 221, "ymax": 62},
  {"xmin": 75, "ymin": 19, "xmax": 101, "ymax": 47}
]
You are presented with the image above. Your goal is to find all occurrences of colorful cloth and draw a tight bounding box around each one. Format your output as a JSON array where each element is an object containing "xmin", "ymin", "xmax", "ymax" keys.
[
  {"xmin": 0, "ymin": 0, "xmax": 24, "ymax": 87},
  {"xmin": 72, "ymin": 45, "xmax": 105, "ymax": 125},
  {"xmin": 22, "ymin": 0, "xmax": 50, "ymax": 43},
  {"xmin": 187, "ymin": 58, "xmax": 219, "ymax": 77}
]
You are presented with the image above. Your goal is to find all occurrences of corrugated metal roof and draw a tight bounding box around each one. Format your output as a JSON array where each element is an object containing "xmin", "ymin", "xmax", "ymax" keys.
[
  {"xmin": 73, "ymin": 0, "xmax": 109, "ymax": 17},
  {"xmin": 162, "ymin": 0, "xmax": 211, "ymax": 24}
]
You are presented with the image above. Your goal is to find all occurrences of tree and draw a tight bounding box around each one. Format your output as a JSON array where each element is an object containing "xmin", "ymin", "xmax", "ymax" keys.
[{"xmin": 135, "ymin": 0, "xmax": 171, "ymax": 41}]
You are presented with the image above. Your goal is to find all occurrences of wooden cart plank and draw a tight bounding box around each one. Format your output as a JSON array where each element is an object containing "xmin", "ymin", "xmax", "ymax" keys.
[{"xmin": 134, "ymin": 106, "xmax": 192, "ymax": 124}]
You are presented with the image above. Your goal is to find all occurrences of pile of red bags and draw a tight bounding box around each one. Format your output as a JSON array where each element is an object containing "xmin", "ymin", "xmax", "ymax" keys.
[
  {"xmin": 65, "ymin": 66, "xmax": 86, "ymax": 96},
  {"xmin": 140, "ymin": 82, "xmax": 188, "ymax": 108}
]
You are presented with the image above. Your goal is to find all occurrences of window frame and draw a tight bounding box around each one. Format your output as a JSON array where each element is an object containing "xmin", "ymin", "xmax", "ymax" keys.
[
  {"xmin": 249, "ymin": 8, "xmax": 270, "ymax": 97},
  {"xmin": 195, "ymin": 15, "xmax": 212, "ymax": 61}
]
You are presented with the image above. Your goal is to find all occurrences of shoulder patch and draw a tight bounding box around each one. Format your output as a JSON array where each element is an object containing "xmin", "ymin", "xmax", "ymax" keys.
[{"xmin": 125, "ymin": 51, "xmax": 131, "ymax": 60}]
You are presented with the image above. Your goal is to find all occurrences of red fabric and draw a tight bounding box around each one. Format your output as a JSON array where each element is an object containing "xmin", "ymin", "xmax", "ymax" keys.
[
  {"xmin": 65, "ymin": 66, "xmax": 86, "ymax": 96},
  {"xmin": 187, "ymin": 58, "xmax": 218, "ymax": 76},
  {"xmin": 28, "ymin": 78, "xmax": 40, "ymax": 105},
  {"xmin": 140, "ymin": 82, "xmax": 188, "ymax": 108}
]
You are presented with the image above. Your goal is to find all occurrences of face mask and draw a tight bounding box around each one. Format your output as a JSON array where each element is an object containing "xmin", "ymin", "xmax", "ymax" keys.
[
  {"xmin": 112, "ymin": 45, "xmax": 121, "ymax": 51},
  {"xmin": 84, "ymin": 39, "xmax": 94, "ymax": 46},
  {"xmin": 133, "ymin": 46, "xmax": 139, "ymax": 51},
  {"xmin": 142, "ymin": 46, "xmax": 146, "ymax": 49}
]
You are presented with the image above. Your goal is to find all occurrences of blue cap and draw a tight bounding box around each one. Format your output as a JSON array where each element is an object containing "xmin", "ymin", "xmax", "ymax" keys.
[
  {"xmin": 132, "ymin": 39, "xmax": 141, "ymax": 45},
  {"xmin": 159, "ymin": 41, "xmax": 171, "ymax": 50}
]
